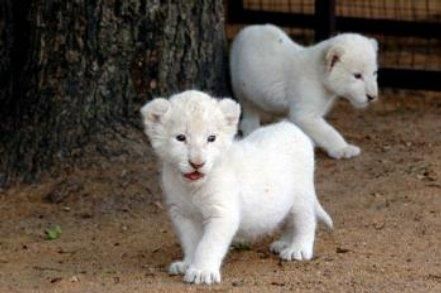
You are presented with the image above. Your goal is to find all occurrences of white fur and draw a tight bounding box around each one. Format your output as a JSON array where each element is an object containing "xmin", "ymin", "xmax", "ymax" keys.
[
  {"xmin": 230, "ymin": 24, "xmax": 379, "ymax": 159},
  {"xmin": 141, "ymin": 90, "xmax": 332, "ymax": 285}
]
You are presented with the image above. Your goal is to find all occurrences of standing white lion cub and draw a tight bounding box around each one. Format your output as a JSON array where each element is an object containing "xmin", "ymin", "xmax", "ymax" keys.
[
  {"xmin": 141, "ymin": 90, "xmax": 332, "ymax": 285},
  {"xmin": 230, "ymin": 24, "xmax": 379, "ymax": 159}
]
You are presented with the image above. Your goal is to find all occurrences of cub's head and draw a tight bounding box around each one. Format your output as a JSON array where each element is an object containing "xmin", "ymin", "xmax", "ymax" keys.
[
  {"xmin": 323, "ymin": 33, "xmax": 379, "ymax": 108},
  {"xmin": 141, "ymin": 90, "xmax": 241, "ymax": 184}
]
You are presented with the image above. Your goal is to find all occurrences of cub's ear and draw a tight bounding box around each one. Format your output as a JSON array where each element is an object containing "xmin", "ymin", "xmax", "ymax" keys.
[
  {"xmin": 218, "ymin": 98, "xmax": 241, "ymax": 127},
  {"xmin": 326, "ymin": 44, "xmax": 345, "ymax": 71},
  {"xmin": 370, "ymin": 38, "xmax": 379, "ymax": 52},
  {"xmin": 140, "ymin": 98, "xmax": 171, "ymax": 127}
]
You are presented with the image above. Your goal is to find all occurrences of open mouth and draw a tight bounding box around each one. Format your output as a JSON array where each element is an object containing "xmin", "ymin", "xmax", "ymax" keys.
[{"xmin": 183, "ymin": 171, "xmax": 204, "ymax": 181}]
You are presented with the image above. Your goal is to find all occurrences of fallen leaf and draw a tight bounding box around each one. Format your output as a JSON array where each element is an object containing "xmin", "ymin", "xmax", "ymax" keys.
[{"xmin": 45, "ymin": 225, "xmax": 62, "ymax": 240}]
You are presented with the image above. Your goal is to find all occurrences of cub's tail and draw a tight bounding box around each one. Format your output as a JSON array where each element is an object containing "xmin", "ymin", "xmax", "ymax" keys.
[{"xmin": 315, "ymin": 200, "xmax": 333, "ymax": 230}]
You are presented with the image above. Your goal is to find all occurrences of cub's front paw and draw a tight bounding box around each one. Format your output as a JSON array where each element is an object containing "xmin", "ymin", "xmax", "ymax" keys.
[
  {"xmin": 169, "ymin": 260, "xmax": 188, "ymax": 275},
  {"xmin": 328, "ymin": 144, "xmax": 361, "ymax": 159},
  {"xmin": 184, "ymin": 267, "xmax": 221, "ymax": 285}
]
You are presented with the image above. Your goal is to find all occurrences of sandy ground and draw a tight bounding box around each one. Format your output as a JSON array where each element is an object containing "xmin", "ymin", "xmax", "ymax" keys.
[{"xmin": 0, "ymin": 90, "xmax": 440, "ymax": 292}]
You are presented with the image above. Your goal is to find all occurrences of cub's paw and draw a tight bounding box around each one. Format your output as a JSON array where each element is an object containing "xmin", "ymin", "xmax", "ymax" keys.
[
  {"xmin": 169, "ymin": 261, "xmax": 188, "ymax": 275},
  {"xmin": 279, "ymin": 243, "xmax": 313, "ymax": 261},
  {"xmin": 184, "ymin": 267, "xmax": 221, "ymax": 285},
  {"xmin": 269, "ymin": 240, "xmax": 289, "ymax": 254},
  {"xmin": 328, "ymin": 144, "xmax": 361, "ymax": 159}
]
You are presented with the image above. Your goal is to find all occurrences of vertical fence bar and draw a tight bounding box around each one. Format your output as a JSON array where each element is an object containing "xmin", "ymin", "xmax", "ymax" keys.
[
  {"xmin": 315, "ymin": 0, "xmax": 336, "ymax": 41},
  {"xmin": 227, "ymin": 0, "xmax": 244, "ymax": 23}
]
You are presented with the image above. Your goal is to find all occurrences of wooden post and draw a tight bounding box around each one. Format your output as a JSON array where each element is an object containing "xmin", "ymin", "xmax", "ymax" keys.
[{"xmin": 315, "ymin": 0, "xmax": 336, "ymax": 41}]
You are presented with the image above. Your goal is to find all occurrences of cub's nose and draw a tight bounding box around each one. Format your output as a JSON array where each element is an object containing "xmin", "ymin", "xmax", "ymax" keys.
[
  {"xmin": 189, "ymin": 161, "xmax": 205, "ymax": 169},
  {"xmin": 367, "ymin": 95, "xmax": 377, "ymax": 102}
]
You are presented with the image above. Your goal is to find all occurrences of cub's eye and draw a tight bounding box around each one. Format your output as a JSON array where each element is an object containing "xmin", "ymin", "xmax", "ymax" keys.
[
  {"xmin": 207, "ymin": 135, "xmax": 216, "ymax": 143},
  {"xmin": 176, "ymin": 134, "xmax": 186, "ymax": 142},
  {"xmin": 353, "ymin": 73, "xmax": 363, "ymax": 79}
]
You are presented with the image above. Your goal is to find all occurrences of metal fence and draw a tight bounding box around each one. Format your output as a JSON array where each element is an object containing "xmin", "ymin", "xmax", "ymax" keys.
[{"xmin": 227, "ymin": 0, "xmax": 441, "ymax": 91}]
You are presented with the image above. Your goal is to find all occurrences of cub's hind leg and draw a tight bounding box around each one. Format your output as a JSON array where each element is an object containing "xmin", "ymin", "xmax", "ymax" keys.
[
  {"xmin": 270, "ymin": 221, "xmax": 293, "ymax": 254},
  {"xmin": 277, "ymin": 196, "xmax": 317, "ymax": 261}
]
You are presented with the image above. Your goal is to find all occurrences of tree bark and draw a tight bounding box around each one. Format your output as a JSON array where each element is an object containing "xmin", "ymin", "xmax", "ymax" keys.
[{"xmin": 0, "ymin": 0, "xmax": 228, "ymax": 185}]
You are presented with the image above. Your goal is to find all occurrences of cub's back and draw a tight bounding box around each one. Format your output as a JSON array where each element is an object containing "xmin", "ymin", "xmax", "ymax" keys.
[
  {"xmin": 229, "ymin": 121, "xmax": 314, "ymax": 187},
  {"xmin": 240, "ymin": 120, "xmax": 313, "ymax": 163},
  {"xmin": 231, "ymin": 24, "xmax": 301, "ymax": 57},
  {"xmin": 230, "ymin": 25, "xmax": 302, "ymax": 112}
]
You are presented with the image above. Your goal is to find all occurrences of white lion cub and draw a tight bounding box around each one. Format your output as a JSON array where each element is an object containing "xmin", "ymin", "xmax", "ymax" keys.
[
  {"xmin": 141, "ymin": 90, "xmax": 332, "ymax": 285},
  {"xmin": 230, "ymin": 24, "xmax": 379, "ymax": 159}
]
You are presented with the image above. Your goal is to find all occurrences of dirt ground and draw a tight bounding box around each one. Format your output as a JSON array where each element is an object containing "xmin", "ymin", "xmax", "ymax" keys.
[{"xmin": 0, "ymin": 90, "xmax": 440, "ymax": 292}]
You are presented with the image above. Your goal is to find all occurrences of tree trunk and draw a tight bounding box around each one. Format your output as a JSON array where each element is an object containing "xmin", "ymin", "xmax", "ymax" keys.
[{"xmin": 0, "ymin": 0, "xmax": 228, "ymax": 185}]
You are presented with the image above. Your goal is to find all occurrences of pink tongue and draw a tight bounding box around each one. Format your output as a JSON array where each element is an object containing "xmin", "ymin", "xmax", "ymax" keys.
[{"xmin": 185, "ymin": 171, "xmax": 203, "ymax": 181}]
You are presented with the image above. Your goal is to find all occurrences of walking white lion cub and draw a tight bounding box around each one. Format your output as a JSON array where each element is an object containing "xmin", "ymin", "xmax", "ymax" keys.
[
  {"xmin": 230, "ymin": 24, "xmax": 379, "ymax": 159},
  {"xmin": 141, "ymin": 90, "xmax": 332, "ymax": 285}
]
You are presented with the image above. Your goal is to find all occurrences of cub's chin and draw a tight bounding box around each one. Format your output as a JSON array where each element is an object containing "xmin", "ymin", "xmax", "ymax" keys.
[{"xmin": 349, "ymin": 98, "xmax": 369, "ymax": 109}]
